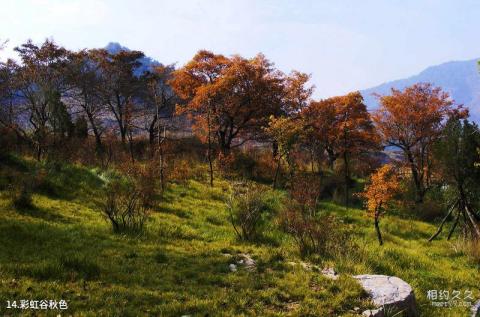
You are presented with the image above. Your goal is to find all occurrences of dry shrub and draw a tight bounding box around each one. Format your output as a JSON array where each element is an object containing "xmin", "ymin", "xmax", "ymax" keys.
[
  {"xmin": 99, "ymin": 160, "xmax": 160, "ymax": 233},
  {"xmin": 101, "ymin": 179, "xmax": 151, "ymax": 234},
  {"xmin": 217, "ymin": 151, "xmax": 236, "ymax": 175},
  {"xmin": 116, "ymin": 160, "xmax": 159, "ymax": 208},
  {"xmin": 289, "ymin": 174, "xmax": 321, "ymax": 216},
  {"xmin": 226, "ymin": 181, "xmax": 271, "ymax": 241},
  {"xmin": 252, "ymin": 150, "xmax": 278, "ymax": 181},
  {"xmin": 280, "ymin": 173, "xmax": 351, "ymax": 257},
  {"xmin": 168, "ymin": 158, "xmax": 206, "ymax": 184},
  {"xmin": 279, "ymin": 203, "xmax": 351, "ymax": 257}
]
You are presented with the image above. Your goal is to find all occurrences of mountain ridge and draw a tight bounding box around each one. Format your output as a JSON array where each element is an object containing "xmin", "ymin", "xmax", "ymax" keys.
[{"xmin": 360, "ymin": 58, "xmax": 480, "ymax": 122}]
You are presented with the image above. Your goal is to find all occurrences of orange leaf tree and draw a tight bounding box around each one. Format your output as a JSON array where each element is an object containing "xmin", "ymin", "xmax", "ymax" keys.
[
  {"xmin": 302, "ymin": 92, "xmax": 380, "ymax": 206},
  {"xmin": 372, "ymin": 83, "xmax": 462, "ymax": 204},
  {"xmin": 360, "ymin": 164, "xmax": 400, "ymax": 245},
  {"xmin": 170, "ymin": 50, "xmax": 312, "ymax": 185}
]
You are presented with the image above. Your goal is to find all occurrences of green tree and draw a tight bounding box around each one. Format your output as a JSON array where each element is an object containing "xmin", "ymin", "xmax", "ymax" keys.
[{"xmin": 429, "ymin": 117, "xmax": 480, "ymax": 241}]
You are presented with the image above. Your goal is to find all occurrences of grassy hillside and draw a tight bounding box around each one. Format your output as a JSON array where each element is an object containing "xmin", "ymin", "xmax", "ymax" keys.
[{"xmin": 0, "ymin": 155, "xmax": 478, "ymax": 316}]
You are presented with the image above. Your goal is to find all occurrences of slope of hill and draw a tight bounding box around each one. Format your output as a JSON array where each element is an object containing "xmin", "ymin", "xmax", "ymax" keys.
[
  {"xmin": 0, "ymin": 155, "xmax": 478, "ymax": 316},
  {"xmin": 361, "ymin": 58, "xmax": 480, "ymax": 122}
]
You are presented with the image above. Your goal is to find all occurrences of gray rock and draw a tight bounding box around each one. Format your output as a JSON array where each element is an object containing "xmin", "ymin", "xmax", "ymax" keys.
[
  {"xmin": 362, "ymin": 308, "xmax": 384, "ymax": 317},
  {"xmin": 228, "ymin": 263, "xmax": 237, "ymax": 272},
  {"xmin": 236, "ymin": 253, "xmax": 256, "ymax": 271},
  {"xmin": 354, "ymin": 274, "xmax": 417, "ymax": 317},
  {"xmin": 472, "ymin": 299, "xmax": 480, "ymax": 317}
]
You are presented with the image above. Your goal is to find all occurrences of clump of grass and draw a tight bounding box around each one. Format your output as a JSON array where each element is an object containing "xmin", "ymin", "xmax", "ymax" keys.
[{"xmin": 450, "ymin": 238, "xmax": 480, "ymax": 265}]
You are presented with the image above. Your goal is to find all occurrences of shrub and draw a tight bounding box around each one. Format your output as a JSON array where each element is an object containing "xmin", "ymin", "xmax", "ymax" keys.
[
  {"xmin": 279, "ymin": 199, "xmax": 351, "ymax": 257},
  {"xmin": 100, "ymin": 179, "xmax": 150, "ymax": 234},
  {"xmin": 10, "ymin": 184, "xmax": 33, "ymax": 209},
  {"xmin": 226, "ymin": 181, "xmax": 272, "ymax": 241},
  {"xmin": 169, "ymin": 158, "xmax": 206, "ymax": 184},
  {"xmin": 289, "ymin": 174, "xmax": 321, "ymax": 217}
]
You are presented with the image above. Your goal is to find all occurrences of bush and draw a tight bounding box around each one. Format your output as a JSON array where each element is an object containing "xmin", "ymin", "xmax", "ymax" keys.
[
  {"xmin": 10, "ymin": 184, "xmax": 33, "ymax": 209},
  {"xmin": 100, "ymin": 179, "xmax": 151, "ymax": 234},
  {"xmin": 226, "ymin": 181, "xmax": 273, "ymax": 241},
  {"xmin": 279, "ymin": 199, "xmax": 351, "ymax": 257},
  {"xmin": 289, "ymin": 174, "xmax": 321, "ymax": 217}
]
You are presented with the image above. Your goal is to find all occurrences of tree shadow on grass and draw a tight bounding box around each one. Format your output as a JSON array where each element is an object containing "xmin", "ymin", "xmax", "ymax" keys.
[
  {"xmin": 0, "ymin": 217, "xmax": 112, "ymax": 282},
  {"xmin": 14, "ymin": 203, "xmax": 72, "ymax": 224}
]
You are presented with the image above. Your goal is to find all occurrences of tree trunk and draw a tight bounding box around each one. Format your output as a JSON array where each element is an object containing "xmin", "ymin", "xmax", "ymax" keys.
[
  {"xmin": 272, "ymin": 157, "xmax": 281, "ymax": 189},
  {"xmin": 428, "ymin": 200, "xmax": 457, "ymax": 242},
  {"xmin": 85, "ymin": 111, "xmax": 103, "ymax": 153},
  {"xmin": 149, "ymin": 114, "xmax": 158, "ymax": 146},
  {"xmin": 374, "ymin": 212, "xmax": 383, "ymax": 246},
  {"xmin": 207, "ymin": 109, "xmax": 214, "ymax": 187},
  {"xmin": 343, "ymin": 151, "xmax": 350, "ymax": 209},
  {"xmin": 405, "ymin": 149, "xmax": 425, "ymax": 204}
]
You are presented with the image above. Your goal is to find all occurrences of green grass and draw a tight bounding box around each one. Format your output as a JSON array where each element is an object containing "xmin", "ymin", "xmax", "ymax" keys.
[{"xmin": 0, "ymin": 155, "xmax": 478, "ymax": 316}]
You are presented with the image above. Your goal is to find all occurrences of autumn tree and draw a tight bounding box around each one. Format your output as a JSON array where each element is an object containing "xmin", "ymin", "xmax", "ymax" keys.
[
  {"xmin": 9, "ymin": 40, "xmax": 72, "ymax": 160},
  {"xmin": 141, "ymin": 64, "xmax": 177, "ymax": 191},
  {"xmin": 0, "ymin": 60, "xmax": 18, "ymax": 133},
  {"xmin": 171, "ymin": 50, "xmax": 289, "ymax": 185},
  {"xmin": 301, "ymin": 98, "xmax": 338, "ymax": 169},
  {"xmin": 302, "ymin": 92, "xmax": 379, "ymax": 206},
  {"xmin": 373, "ymin": 83, "xmax": 461, "ymax": 204},
  {"xmin": 265, "ymin": 116, "xmax": 303, "ymax": 188},
  {"xmin": 170, "ymin": 50, "xmax": 229, "ymax": 186},
  {"xmin": 335, "ymin": 92, "xmax": 380, "ymax": 206},
  {"xmin": 66, "ymin": 50, "xmax": 106, "ymax": 152},
  {"xmin": 142, "ymin": 64, "xmax": 177, "ymax": 146},
  {"xmin": 89, "ymin": 48, "xmax": 145, "ymax": 149},
  {"xmin": 359, "ymin": 164, "xmax": 400, "ymax": 245}
]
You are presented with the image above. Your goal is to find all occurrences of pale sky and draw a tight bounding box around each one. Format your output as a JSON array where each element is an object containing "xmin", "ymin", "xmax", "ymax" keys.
[{"xmin": 1, "ymin": 0, "xmax": 479, "ymax": 98}]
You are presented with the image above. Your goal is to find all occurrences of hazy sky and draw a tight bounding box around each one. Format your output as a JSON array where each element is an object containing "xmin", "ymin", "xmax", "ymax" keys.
[{"xmin": 1, "ymin": 0, "xmax": 479, "ymax": 98}]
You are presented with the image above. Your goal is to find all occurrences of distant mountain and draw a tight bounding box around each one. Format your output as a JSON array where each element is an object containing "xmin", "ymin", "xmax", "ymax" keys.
[
  {"xmin": 361, "ymin": 58, "xmax": 480, "ymax": 123},
  {"xmin": 104, "ymin": 42, "xmax": 162, "ymax": 75}
]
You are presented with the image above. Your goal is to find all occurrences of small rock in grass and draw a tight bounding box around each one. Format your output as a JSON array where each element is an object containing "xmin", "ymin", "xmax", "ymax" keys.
[
  {"xmin": 229, "ymin": 264, "xmax": 237, "ymax": 272},
  {"xmin": 362, "ymin": 308, "xmax": 384, "ymax": 317},
  {"xmin": 236, "ymin": 253, "xmax": 256, "ymax": 271}
]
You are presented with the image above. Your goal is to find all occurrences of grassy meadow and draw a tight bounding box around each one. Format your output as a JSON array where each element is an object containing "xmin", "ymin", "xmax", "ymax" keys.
[{"xmin": 0, "ymin": 154, "xmax": 478, "ymax": 316}]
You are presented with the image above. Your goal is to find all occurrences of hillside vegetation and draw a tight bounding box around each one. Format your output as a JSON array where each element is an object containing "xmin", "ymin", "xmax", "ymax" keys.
[{"xmin": 0, "ymin": 155, "xmax": 478, "ymax": 316}]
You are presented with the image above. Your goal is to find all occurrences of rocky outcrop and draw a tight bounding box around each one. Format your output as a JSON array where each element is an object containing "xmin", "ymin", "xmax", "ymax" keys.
[{"xmin": 354, "ymin": 274, "xmax": 418, "ymax": 317}]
